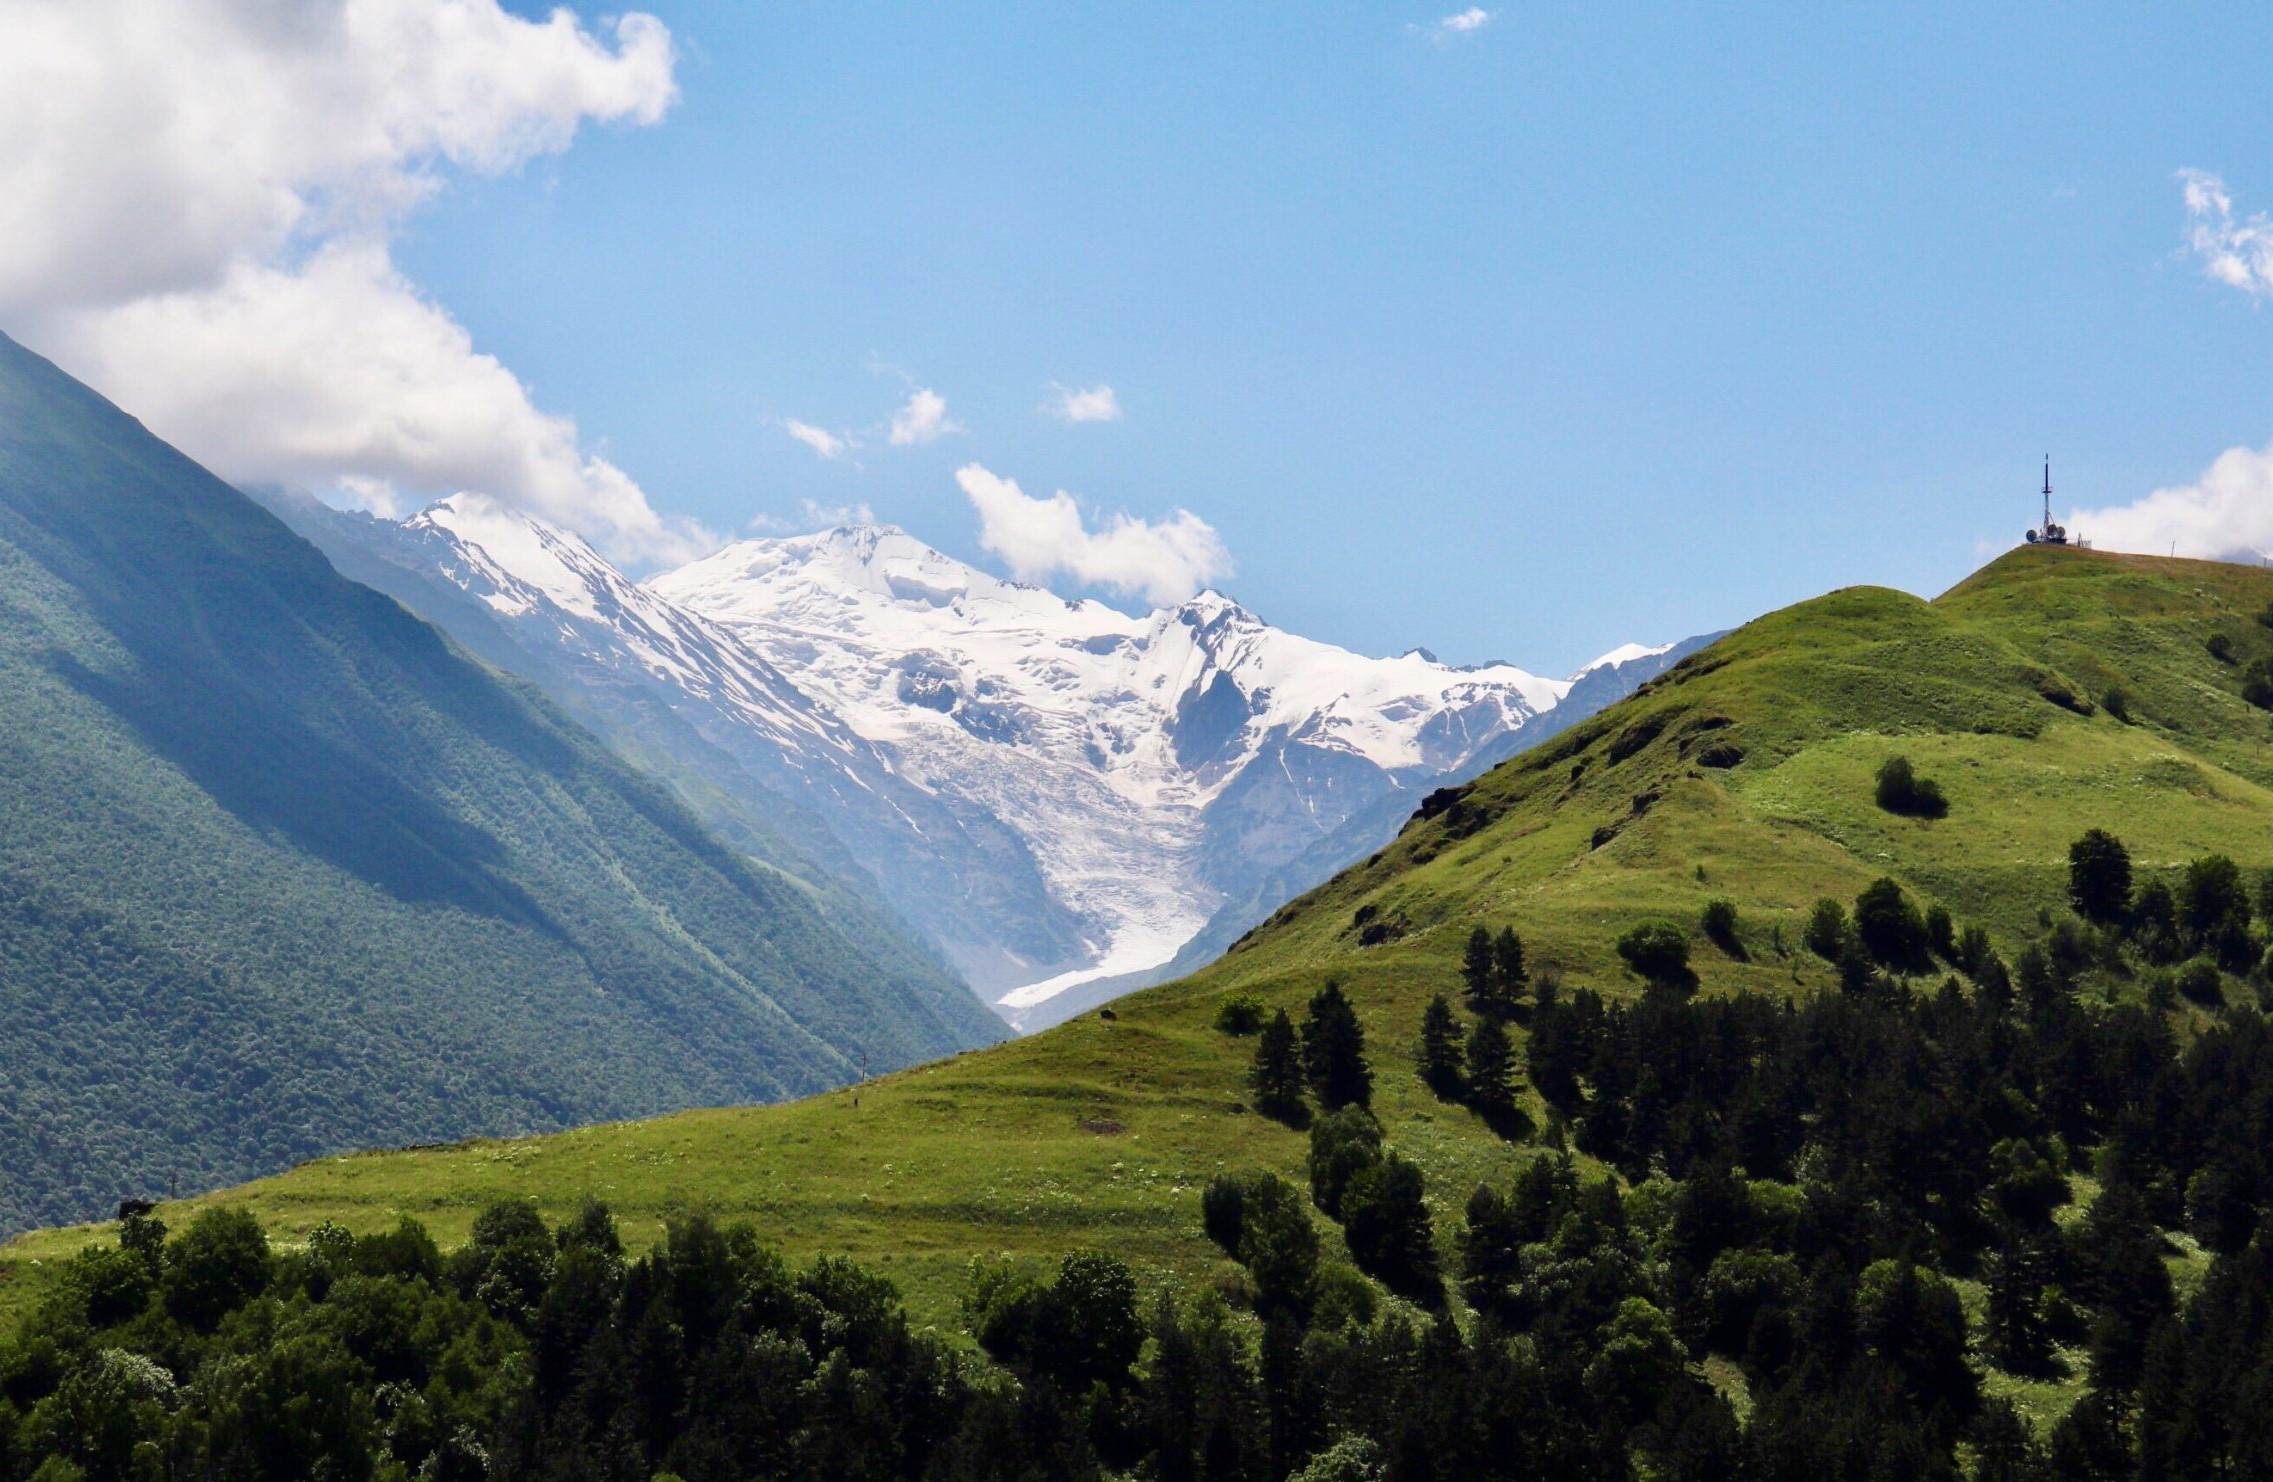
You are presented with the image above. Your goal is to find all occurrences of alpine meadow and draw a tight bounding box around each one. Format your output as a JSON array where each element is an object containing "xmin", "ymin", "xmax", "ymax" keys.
[{"xmin": 7, "ymin": 5, "xmax": 2273, "ymax": 1481}]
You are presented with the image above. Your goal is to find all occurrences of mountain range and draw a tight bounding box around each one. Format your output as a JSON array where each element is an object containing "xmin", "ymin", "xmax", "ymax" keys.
[
  {"xmin": 260, "ymin": 492, "xmax": 1713, "ymax": 1028},
  {"xmin": 0, "ymin": 331, "xmax": 1001, "ymax": 1233}
]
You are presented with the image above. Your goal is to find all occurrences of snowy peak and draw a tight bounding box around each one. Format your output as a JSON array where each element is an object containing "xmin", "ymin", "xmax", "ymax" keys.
[{"xmin": 316, "ymin": 501, "xmax": 1699, "ymax": 1027}]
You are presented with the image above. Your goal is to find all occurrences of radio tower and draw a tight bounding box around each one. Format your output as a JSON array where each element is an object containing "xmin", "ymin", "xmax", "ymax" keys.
[{"xmin": 2027, "ymin": 458, "xmax": 2068, "ymax": 546}]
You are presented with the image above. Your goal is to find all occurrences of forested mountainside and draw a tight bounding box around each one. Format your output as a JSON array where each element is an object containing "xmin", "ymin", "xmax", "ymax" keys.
[
  {"xmin": 9, "ymin": 547, "xmax": 2273, "ymax": 1478},
  {"xmin": 0, "ymin": 333, "xmax": 1000, "ymax": 1234}
]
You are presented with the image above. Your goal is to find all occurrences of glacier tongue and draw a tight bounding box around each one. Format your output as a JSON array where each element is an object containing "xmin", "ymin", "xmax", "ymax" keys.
[{"xmin": 276, "ymin": 498, "xmax": 1708, "ymax": 1029}]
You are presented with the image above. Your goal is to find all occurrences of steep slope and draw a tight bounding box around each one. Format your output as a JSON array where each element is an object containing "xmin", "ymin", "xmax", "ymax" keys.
[
  {"xmin": 16, "ymin": 546, "xmax": 2268, "ymax": 1324},
  {"xmin": 0, "ymin": 333, "xmax": 999, "ymax": 1234},
  {"xmin": 262, "ymin": 496, "xmax": 1705, "ymax": 1025}
]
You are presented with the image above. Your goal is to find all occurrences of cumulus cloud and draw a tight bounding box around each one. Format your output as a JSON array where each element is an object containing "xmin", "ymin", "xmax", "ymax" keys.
[
  {"xmin": 955, "ymin": 464, "xmax": 1232, "ymax": 606},
  {"xmin": 888, "ymin": 387, "xmax": 962, "ymax": 446},
  {"xmin": 1421, "ymin": 7, "xmax": 1495, "ymax": 42},
  {"xmin": 1044, "ymin": 383, "xmax": 1123, "ymax": 424},
  {"xmin": 2179, "ymin": 169, "xmax": 2273, "ymax": 299},
  {"xmin": 2068, "ymin": 444, "xmax": 2273, "ymax": 562},
  {"xmin": 781, "ymin": 419, "xmax": 853, "ymax": 460},
  {"xmin": 0, "ymin": 0, "xmax": 704, "ymax": 564}
]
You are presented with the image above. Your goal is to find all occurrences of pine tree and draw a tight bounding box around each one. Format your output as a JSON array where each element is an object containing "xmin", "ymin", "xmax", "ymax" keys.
[
  {"xmin": 1464, "ymin": 1018, "xmax": 1515, "ymax": 1115},
  {"xmin": 1416, "ymin": 994, "xmax": 1463, "ymax": 1099},
  {"xmin": 1461, "ymin": 927, "xmax": 1495, "ymax": 1011},
  {"xmin": 1983, "ymin": 1232, "xmax": 2054, "ymax": 1378},
  {"xmin": 1250, "ymin": 1009, "xmax": 1306, "ymax": 1123},
  {"xmin": 1300, "ymin": 980, "xmax": 1372, "ymax": 1110},
  {"xmin": 1492, "ymin": 927, "xmax": 1528, "ymax": 1009}
]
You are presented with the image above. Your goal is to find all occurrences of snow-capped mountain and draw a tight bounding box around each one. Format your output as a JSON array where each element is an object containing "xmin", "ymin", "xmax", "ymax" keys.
[{"xmin": 259, "ymin": 490, "xmax": 1715, "ymax": 1029}]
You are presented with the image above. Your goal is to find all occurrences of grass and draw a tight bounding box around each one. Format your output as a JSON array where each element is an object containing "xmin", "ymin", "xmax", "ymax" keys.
[{"xmin": 10, "ymin": 546, "xmax": 2273, "ymax": 1380}]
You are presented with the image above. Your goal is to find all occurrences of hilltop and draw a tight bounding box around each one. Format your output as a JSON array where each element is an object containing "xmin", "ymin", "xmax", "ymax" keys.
[{"xmin": 11, "ymin": 543, "xmax": 2267, "ymax": 1333}]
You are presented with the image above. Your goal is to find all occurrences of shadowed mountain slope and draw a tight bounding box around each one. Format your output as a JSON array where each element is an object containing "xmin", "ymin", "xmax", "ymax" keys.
[{"xmin": 0, "ymin": 334, "xmax": 1001, "ymax": 1234}]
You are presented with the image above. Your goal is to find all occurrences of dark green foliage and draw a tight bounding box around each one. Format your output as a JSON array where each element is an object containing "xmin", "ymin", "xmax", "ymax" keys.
[
  {"xmin": 1415, "ymin": 994, "xmax": 1463, "ymax": 1098},
  {"xmin": 2176, "ymin": 958, "xmax": 2225, "ymax": 1006},
  {"xmin": 1852, "ymin": 877, "xmax": 1932, "ymax": 972},
  {"xmin": 1460, "ymin": 925, "xmax": 1527, "ymax": 1016},
  {"xmin": 1874, "ymin": 754, "xmax": 1949, "ymax": 818},
  {"xmin": 1338, "ymin": 1156, "xmax": 1441, "ymax": 1302},
  {"xmin": 1201, "ymin": 1175, "xmax": 1246, "ymax": 1253},
  {"xmin": 2245, "ymin": 657, "xmax": 2273, "ymax": 710},
  {"xmin": 162, "ymin": 1207, "xmax": 270, "ymax": 1332},
  {"xmin": 0, "ymin": 335, "xmax": 998, "ymax": 1234},
  {"xmin": 1224, "ymin": 1174, "xmax": 1321, "ymax": 1319},
  {"xmin": 1212, "ymin": 991, "xmax": 1266, "ymax": 1035},
  {"xmin": 2180, "ymin": 854, "xmax": 2255, "ymax": 969},
  {"xmin": 2100, "ymin": 684, "xmax": 2133, "ymax": 723},
  {"xmin": 1463, "ymin": 1016, "xmax": 1516, "ymax": 1117},
  {"xmin": 1299, "ymin": 980, "xmax": 1372, "ymax": 1110},
  {"xmin": 2069, "ymin": 829, "xmax": 2133, "ymax": 923},
  {"xmin": 2207, "ymin": 632, "xmax": 2237, "ymax": 664},
  {"xmin": 1306, "ymin": 1106, "xmax": 1384, "ymax": 1219},
  {"xmin": 1802, "ymin": 898, "xmax": 1847, "ymax": 961},
  {"xmin": 1250, "ymin": 1008, "xmax": 1307, "ymax": 1124},
  {"xmin": 1702, "ymin": 898, "xmax": 1744, "ymax": 958},
  {"xmin": 1924, "ymin": 902, "xmax": 1957, "ymax": 962},
  {"xmin": 1615, "ymin": 920, "xmax": 1695, "ymax": 992}
]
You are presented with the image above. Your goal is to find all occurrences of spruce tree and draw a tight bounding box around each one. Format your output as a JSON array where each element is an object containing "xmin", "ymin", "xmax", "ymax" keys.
[
  {"xmin": 1250, "ymin": 1009, "xmax": 1306, "ymax": 1123},
  {"xmin": 1416, "ymin": 994, "xmax": 1463, "ymax": 1099},
  {"xmin": 1461, "ymin": 927, "xmax": 1495, "ymax": 1010},
  {"xmin": 1492, "ymin": 927, "xmax": 1528, "ymax": 1008},
  {"xmin": 1300, "ymin": 980, "xmax": 1372, "ymax": 1110},
  {"xmin": 1464, "ymin": 1018, "xmax": 1515, "ymax": 1115}
]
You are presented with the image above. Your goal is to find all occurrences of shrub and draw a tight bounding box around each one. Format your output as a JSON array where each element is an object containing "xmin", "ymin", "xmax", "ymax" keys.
[
  {"xmin": 1875, "ymin": 755, "xmax": 1949, "ymax": 819},
  {"xmin": 1925, "ymin": 903, "xmax": 1957, "ymax": 963},
  {"xmin": 1213, "ymin": 992, "xmax": 1266, "ymax": 1035},
  {"xmin": 2068, "ymin": 830, "xmax": 2132, "ymax": 924},
  {"xmin": 2207, "ymin": 632, "xmax": 2236, "ymax": 664},
  {"xmin": 1339, "ymin": 1156, "xmax": 1440, "ymax": 1300},
  {"xmin": 1615, "ymin": 921, "xmax": 1694, "ymax": 991},
  {"xmin": 1702, "ymin": 899, "xmax": 1743, "ymax": 958},
  {"xmin": 2175, "ymin": 958, "xmax": 2225, "ymax": 1007},
  {"xmin": 2100, "ymin": 685, "xmax": 2133, "ymax": 723},
  {"xmin": 1201, "ymin": 1176, "xmax": 1247, "ymax": 1253},
  {"xmin": 2243, "ymin": 658, "xmax": 2273, "ymax": 711},
  {"xmin": 1803, "ymin": 899, "xmax": 1848, "ymax": 961},
  {"xmin": 1853, "ymin": 878, "xmax": 1932, "ymax": 973}
]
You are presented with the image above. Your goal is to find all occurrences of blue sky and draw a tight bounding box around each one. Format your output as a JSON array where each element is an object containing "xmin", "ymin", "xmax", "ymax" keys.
[{"xmin": 13, "ymin": 4, "xmax": 2273, "ymax": 674}]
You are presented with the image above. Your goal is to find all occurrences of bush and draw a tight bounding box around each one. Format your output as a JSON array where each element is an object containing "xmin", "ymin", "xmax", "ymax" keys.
[
  {"xmin": 1803, "ymin": 899, "xmax": 1848, "ymax": 961},
  {"xmin": 2243, "ymin": 658, "xmax": 2273, "ymax": 711},
  {"xmin": 1925, "ymin": 903, "xmax": 1957, "ymax": 963},
  {"xmin": 162, "ymin": 1207, "xmax": 270, "ymax": 1332},
  {"xmin": 1339, "ymin": 1156, "xmax": 1439, "ymax": 1300},
  {"xmin": 1201, "ymin": 1176, "xmax": 1247, "ymax": 1253},
  {"xmin": 1701, "ymin": 899, "xmax": 1743, "ymax": 958},
  {"xmin": 1875, "ymin": 756, "xmax": 1949, "ymax": 819},
  {"xmin": 2207, "ymin": 632, "xmax": 2236, "ymax": 664},
  {"xmin": 2068, "ymin": 830, "xmax": 2132, "ymax": 924},
  {"xmin": 1853, "ymin": 878, "xmax": 1932, "ymax": 973},
  {"xmin": 2101, "ymin": 685, "xmax": 2133, "ymax": 723},
  {"xmin": 1213, "ymin": 992, "xmax": 1266, "ymax": 1035},
  {"xmin": 1615, "ymin": 921, "xmax": 1694, "ymax": 991},
  {"xmin": 2175, "ymin": 958, "xmax": 2225, "ymax": 1007}
]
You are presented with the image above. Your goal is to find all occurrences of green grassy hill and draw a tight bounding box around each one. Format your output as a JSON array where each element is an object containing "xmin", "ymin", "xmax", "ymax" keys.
[
  {"xmin": 0, "ymin": 333, "xmax": 1003, "ymax": 1236},
  {"xmin": 8, "ymin": 544, "xmax": 2270, "ymax": 1329}
]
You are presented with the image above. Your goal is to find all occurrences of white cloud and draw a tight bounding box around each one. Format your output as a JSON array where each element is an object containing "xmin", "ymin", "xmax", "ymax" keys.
[
  {"xmin": 2179, "ymin": 168, "xmax": 2273, "ymax": 300},
  {"xmin": 781, "ymin": 419, "xmax": 853, "ymax": 460},
  {"xmin": 2068, "ymin": 444, "xmax": 2273, "ymax": 561},
  {"xmin": 750, "ymin": 498, "xmax": 876, "ymax": 533},
  {"xmin": 1045, "ymin": 383, "xmax": 1123, "ymax": 424},
  {"xmin": 0, "ymin": 0, "xmax": 701, "ymax": 564},
  {"xmin": 1423, "ymin": 7, "xmax": 1496, "ymax": 42},
  {"xmin": 955, "ymin": 463, "xmax": 1233, "ymax": 605},
  {"xmin": 887, "ymin": 387, "xmax": 962, "ymax": 446}
]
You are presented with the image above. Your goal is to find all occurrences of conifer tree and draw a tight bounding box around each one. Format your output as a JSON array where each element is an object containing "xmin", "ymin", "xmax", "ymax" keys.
[
  {"xmin": 1415, "ymin": 994, "xmax": 1463, "ymax": 1099},
  {"xmin": 1250, "ymin": 1009, "xmax": 1306, "ymax": 1123},
  {"xmin": 1492, "ymin": 926, "xmax": 1528, "ymax": 1007},
  {"xmin": 1464, "ymin": 1018, "xmax": 1515, "ymax": 1115},
  {"xmin": 1300, "ymin": 980, "xmax": 1372, "ymax": 1110},
  {"xmin": 1461, "ymin": 926, "xmax": 1495, "ymax": 1009}
]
